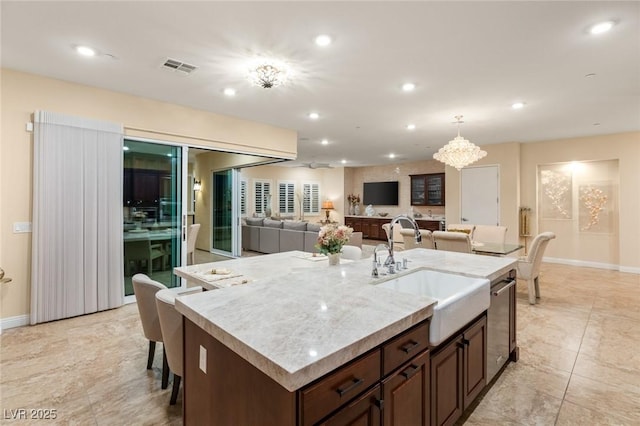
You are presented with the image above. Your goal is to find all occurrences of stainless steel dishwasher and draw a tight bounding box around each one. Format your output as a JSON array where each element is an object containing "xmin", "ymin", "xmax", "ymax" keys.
[{"xmin": 487, "ymin": 269, "xmax": 517, "ymax": 382}]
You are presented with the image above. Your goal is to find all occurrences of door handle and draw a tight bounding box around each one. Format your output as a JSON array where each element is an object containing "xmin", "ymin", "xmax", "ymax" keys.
[
  {"xmin": 0, "ymin": 268, "xmax": 12, "ymax": 284},
  {"xmin": 461, "ymin": 217, "xmax": 468, "ymax": 222}
]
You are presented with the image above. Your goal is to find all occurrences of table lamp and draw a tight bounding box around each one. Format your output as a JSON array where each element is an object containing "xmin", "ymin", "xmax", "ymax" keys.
[{"xmin": 322, "ymin": 200, "xmax": 334, "ymax": 222}]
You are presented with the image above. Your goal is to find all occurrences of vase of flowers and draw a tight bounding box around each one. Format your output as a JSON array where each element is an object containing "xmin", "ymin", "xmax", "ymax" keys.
[
  {"xmin": 316, "ymin": 224, "xmax": 353, "ymax": 266},
  {"xmin": 347, "ymin": 194, "xmax": 360, "ymax": 216}
]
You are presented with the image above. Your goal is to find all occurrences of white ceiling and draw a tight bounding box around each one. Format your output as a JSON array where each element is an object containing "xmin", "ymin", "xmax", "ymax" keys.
[{"xmin": 2, "ymin": 1, "xmax": 639, "ymax": 167}]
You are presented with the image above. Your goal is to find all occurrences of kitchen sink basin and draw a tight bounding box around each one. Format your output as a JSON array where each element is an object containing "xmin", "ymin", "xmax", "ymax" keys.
[{"xmin": 377, "ymin": 269, "xmax": 490, "ymax": 346}]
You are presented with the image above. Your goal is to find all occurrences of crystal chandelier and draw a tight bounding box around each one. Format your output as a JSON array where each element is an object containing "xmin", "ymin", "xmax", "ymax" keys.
[
  {"xmin": 248, "ymin": 61, "xmax": 289, "ymax": 89},
  {"xmin": 433, "ymin": 116, "xmax": 487, "ymax": 170}
]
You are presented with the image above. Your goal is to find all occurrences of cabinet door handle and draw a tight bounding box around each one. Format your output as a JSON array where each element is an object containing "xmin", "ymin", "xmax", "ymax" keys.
[
  {"xmin": 374, "ymin": 398, "xmax": 384, "ymax": 410},
  {"xmin": 400, "ymin": 364, "xmax": 419, "ymax": 379},
  {"xmin": 461, "ymin": 338, "xmax": 470, "ymax": 346},
  {"xmin": 336, "ymin": 377, "xmax": 364, "ymax": 397},
  {"xmin": 400, "ymin": 340, "xmax": 420, "ymax": 354}
]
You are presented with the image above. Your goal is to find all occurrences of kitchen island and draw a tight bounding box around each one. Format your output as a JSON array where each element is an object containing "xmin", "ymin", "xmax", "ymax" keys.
[{"xmin": 175, "ymin": 249, "xmax": 517, "ymax": 425}]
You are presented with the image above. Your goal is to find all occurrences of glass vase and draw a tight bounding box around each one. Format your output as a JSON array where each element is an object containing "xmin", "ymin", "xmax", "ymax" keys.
[
  {"xmin": 349, "ymin": 202, "xmax": 355, "ymax": 215},
  {"xmin": 354, "ymin": 203, "xmax": 360, "ymax": 216},
  {"xmin": 328, "ymin": 253, "xmax": 341, "ymax": 266}
]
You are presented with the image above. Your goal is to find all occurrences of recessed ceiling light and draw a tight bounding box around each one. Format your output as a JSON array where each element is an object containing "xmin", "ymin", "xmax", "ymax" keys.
[
  {"xmin": 593, "ymin": 123, "xmax": 601, "ymax": 126},
  {"xmin": 223, "ymin": 88, "xmax": 236, "ymax": 96},
  {"xmin": 76, "ymin": 45, "xmax": 96, "ymax": 57},
  {"xmin": 402, "ymin": 83, "xmax": 416, "ymax": 92},
  {"xmin": 308, "ymin": 112, "xmax": 320, "ymax": 120},
  {"xmin": 406, "ymin": 124, "xmax": 416, "ymax": 130},
  {"xmin": 341, "ymin": 159, "xmax": 347, "ymax": 164},
  {"xmin": 511, "ymin": 102, "xmax": 525, "ymax": 110},
  {"xmin": 389, "ymin": 153, "xmax": 396, "ymax": 159},
  {"xmin": 321, "ymin": 139, "xmax": 329, "ymax": 145},
  {"xmin": 585, "ymin": 73, "xmax": 597, "ymax": 78},
  {"xmin": 315, "ymin": 35, "xmax": 332, "ymax": 47},
  {"xmin": 589, "ymin": 21, "xmax": 614, "ymax": 35},
  {"xmin": 122, "ymin": 146, "xmax": 129, "ymax": 151}
]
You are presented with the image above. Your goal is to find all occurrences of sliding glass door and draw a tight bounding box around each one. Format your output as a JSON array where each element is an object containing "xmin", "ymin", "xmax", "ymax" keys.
[
  {"xmin": 211, "ymin": 168, "xmax": 241, "ymax": 257},
  {"xmin": 123, "ymin": 139, "xmax": 184, "ymax": 296}
]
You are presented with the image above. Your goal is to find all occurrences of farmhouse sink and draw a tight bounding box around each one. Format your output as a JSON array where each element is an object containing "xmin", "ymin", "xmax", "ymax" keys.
[{"xmin": 377, "ymin": 269, "xmax": 490, "ymax": 346}]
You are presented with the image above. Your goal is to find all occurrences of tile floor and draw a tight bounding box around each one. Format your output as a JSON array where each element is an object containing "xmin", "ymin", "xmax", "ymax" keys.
[{"xmin": 1, "ymin": 261, "xmax": 638, "ymax": 425}]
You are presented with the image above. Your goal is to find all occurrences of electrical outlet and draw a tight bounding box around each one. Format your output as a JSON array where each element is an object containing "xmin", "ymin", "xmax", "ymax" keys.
[{"xmin": 13, "ymin": 222, "xmax": 32, "ymax": 233}]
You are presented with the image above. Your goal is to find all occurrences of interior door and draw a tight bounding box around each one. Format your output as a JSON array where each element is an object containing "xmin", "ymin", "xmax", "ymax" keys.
[{"xmin": 460, "ymin": 166, "xmax": 500, "ymax": 226}]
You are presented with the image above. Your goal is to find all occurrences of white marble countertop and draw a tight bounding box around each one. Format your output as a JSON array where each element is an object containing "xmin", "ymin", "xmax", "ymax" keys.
[{"xmin": 174, "ymin": 249, "xmax": 516, "ymax": 392}]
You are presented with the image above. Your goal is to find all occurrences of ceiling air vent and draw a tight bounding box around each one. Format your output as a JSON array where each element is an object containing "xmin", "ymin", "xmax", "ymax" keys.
[{"xmin": 162, "ymin": 58, "xmax": 197, "ymax": 74}]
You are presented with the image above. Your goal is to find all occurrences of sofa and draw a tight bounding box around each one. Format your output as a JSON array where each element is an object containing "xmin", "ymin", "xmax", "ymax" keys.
[{"xmin": 242, "ymin": 218, "xmax": 362, "ymax": 254}]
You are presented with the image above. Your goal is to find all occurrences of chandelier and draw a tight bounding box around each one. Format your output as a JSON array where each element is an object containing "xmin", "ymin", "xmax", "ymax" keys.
[
  {"xmin": 248, "ymin": 61, "xmax": 289, "ymax": 89},
  {"xmin": 433, "ymin": 116, "xmax": 487, "ymax": 170}
]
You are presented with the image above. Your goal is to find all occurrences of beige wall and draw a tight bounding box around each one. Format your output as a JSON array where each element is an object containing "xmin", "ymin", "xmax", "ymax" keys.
[
  {"xmin": 0, "ymin": 69, "xmax": 297, "ymax": 320},
  {"xmin": 445, "ymin": 142, "xmax": 521, "ymax": 244},
  {"xmin": 520, "ymin": 132, "xmax": 640, "ymax": 271},
  {"xmin": 345, "ymin": 160, "xmax": 446, "ymax": 218}
]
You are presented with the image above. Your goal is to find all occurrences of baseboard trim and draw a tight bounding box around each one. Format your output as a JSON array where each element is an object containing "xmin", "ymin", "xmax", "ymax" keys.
[
  {"xmin": 0, "ymin": 314, "xmax": 30, "ymax": 334},
  {"xmin": 544, "ymin": 257, "xmax": 639, "ymax": 275}
]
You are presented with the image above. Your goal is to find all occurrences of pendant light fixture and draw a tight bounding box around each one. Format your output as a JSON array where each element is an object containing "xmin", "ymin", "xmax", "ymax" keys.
[{"xmin": 433, "ymin": 115, "xmax": 487, "ymax": 170}]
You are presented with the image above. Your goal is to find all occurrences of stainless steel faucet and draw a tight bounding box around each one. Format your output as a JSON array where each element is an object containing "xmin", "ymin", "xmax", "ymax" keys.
[
  {"xmin": 386, "ymin": 215, "xmax": 422, "ymax": 268},
  {"xmin": 372, "ymin": 243, "xmax": 389, "ymax": 277}
]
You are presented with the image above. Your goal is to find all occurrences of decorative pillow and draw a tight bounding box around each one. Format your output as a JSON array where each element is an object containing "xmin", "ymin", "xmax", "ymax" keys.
[
  {"xmin": 263, "ymin": 219, "xmax": 284, "ymax": 228},
  {"xmin": 283, "ymin": 221, "xmax": 307, "ymax": 231},
  {"xmin": 246, "ymin": 218, "xmax": 264, "ymax": 227},
  {"xmin": 306, "ymin": 223, "xmax": 322, "ymax": 232}
]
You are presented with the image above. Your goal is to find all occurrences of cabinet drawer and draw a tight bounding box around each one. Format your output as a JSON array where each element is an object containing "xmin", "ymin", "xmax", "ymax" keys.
[
  {"xmin": 382, "ymin": 321, "xmax": 429, "ymax": 376},
  {"xmin": 300, "ymin": 350, "xmax": 381, "ymax": 426}
]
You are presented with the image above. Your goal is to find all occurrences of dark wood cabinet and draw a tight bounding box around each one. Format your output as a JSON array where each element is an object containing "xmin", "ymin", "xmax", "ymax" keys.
[
  {"xmin": 410, "ymin": 174, "xmax": 445, "ymax": 206},
  {"xmin": 462, "ymin": 316, "xmax": 487, "ymax": 409},
  {"xmin": 123, "ymin": 168, "xmax": 172, "ymax": 206},
  {"xmin": 345, "ymin": 217, "xmax": 390, "ymax": 241},
  {"xmin": 415, "ymin": 219, "xmax": 442, "ymax": 232},
  {"xmin": 430, "ymin": 315, "xmax": 487, "ymax": 426},
  {"xmin": 382, "ymin": 350, "xmax": 430, "ymax": 426},
  {"xmin": 430, "ymin": 336, "xmax": 463, "ymax": 426},
  {"xmin": 319, "ymin": 385, "xmax": 382, "ymax": 426}
]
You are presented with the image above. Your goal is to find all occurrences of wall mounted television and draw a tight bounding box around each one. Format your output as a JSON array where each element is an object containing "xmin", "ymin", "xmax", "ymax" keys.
[{"xmin": 363, "ymin": 181, "xmax": 399, "ymax": 206}]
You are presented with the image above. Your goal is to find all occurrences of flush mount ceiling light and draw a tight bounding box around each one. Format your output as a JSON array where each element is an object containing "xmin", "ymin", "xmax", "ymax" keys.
[
  {"xmin": 223, "ymin": 88, "xmax": 236, "ymax": 97},
  {"xmin": 406, "ymin": 124, "xmax": 416, "ymax": 130},
  {"xmin": 315, "ymin": 34, "xmax": 332, "ymax": 47},
  {"xmin": 589, "ymin": 21, "xmax": 614, "ymax": 35},
  {"xmin": 247, "ymin": 60, "xmax": 289, "ymax": 89},
  {"xmin": 321, "ymin": 139, "xmax": 329, "ymax": 145},
  {"xmin": 433, "ymin": 115, "xmax": 487, "ymax": 171},
  {"xmin": 308, "ymin": 112, "xmax": 320, "ymax": 120},
  {"xmin": 511, "ymin": 102, "xmax": 525, "ymax": 110},
  {"xmin": 75, "ymin": 45, "xmax": 96, "ymax": 57},
  {"xmin": 402, "ymin": 82, "xmax": 416, "ymax": 92}
]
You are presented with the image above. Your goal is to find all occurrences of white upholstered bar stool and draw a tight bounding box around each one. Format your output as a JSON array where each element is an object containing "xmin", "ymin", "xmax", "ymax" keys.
[
  {"xmin": 186, "ymin": 223, "xmax": 201, "ymax": 265},
  {"xmin": 433, "ymin": 231, "xmax": 472, "ymax": 253},
  {"xmin": 517, "ymin": 232, "xmax": 556, "ymax": 304},
  {"xmin": 156, "ymin": 286, "xmax": 203, "ymax": 405},
  {"xmin": 132, "ymin": 273, "xmax": 170, "ymax": 389}
]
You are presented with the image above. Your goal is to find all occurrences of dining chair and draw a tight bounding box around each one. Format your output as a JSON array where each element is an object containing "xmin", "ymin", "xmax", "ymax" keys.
[
  {"xmin": 132, "ymin": 273, "xmax": 170, "ymax": 389},
  {"xmin": 473, "ymin": 225, "xmax": 508, "ymax": 245},
  {"xmin": 517, "ymin": 232, "xmax": 556, "ymax": 304},
  {"xmin": 156, "ymin": 286, "xmax": 203, "ymax": 405},
  {"xmin": 124, "ymin": 239, "xmax": 167, "ymax": 276},
  {"xmin": 341, "ymin": 245, "xmax": 362, "ymax": 260},
  {"xmin": 433, "ymin": 230, "xmax": 472, "ymax": 253},
  {"xmin": 187, "ymin": 223, "xmax": 201, "ymax": 265},
  {"xmin": 446, "ymin": 223, "xmax": 476, "ymax": 240},
  {"xmin": 400, "ymin": 228, "xmax": 434, "ymax": 249}
]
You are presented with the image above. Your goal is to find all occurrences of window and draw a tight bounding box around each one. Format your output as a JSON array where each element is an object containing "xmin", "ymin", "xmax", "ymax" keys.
[
  {"xmin": 254, "ymin": 179, "xmax": 272, "ymax": 215},
  {"xmin": 303, "ymin": 182, "xmax": 320, "ymax": 214},
  {"xmin": 278, "ymin": 181, "xmax": 295, "ymax": 214},
  {"xmin": 240, "ymin": 179, "xmax": 247, "ymax": 216}
]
